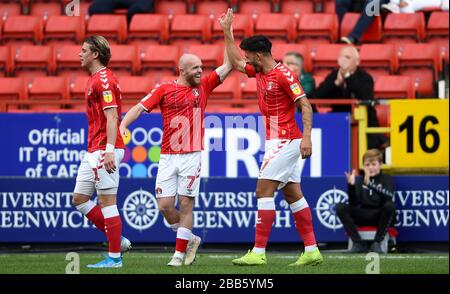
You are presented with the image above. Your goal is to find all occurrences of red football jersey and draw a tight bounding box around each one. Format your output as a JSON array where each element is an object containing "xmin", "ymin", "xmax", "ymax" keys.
[
  {"xmin": 85, "ymin": 67, "xmax": 125, "ymax": 152},
  {"xmin": 245, "ymin": 63, "xmax": 306, "ymax": 140},
  {"xmin": 139, "ymin": 71, "xmax": 221, "ymax": 154}
]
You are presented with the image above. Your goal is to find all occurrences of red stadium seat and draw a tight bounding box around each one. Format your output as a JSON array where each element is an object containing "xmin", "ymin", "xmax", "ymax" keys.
[
  {"xmin": 210, "ymin": 75, "xmax": 241, "ymax": 100},
  {"xmin": 14, "ymin": 45, "xmax": 55, "ymax": 77},
  {"xmin": 278, "ymin": 0, "xmax": 314, "ymax": 18},
  {"xmin": 28, "ymin": 76, "xmax": 69, "ymax": 100},
  {"xmin": 427, "ymin": 11, "xmax": 449, "ymax": 63},
  {"xmin": 69, "ymin": 76, "xmax": 89, "ymax": 100},
  {"xmin": 170, "ymin": 15, "xmax": 211, "ymax": 43},
  {"xmin": 155, "ymin": 0, "xmax": 188, "ymax": 19},
  {"xmin": 2, "ymin": 16, "xmax": 44, "ymax": 45},
  {"xmin": 271, "ymin": 43, "xmax": 311, "ymax": 72},
  {"xmin": 241, "ymin": 77, "xmax": 257, "ymax": 99},
  {"xmin": 139, "ymin": 45, "xmax": 179, "ymax": 73},
  {"xmin": 44, "ymin": 16, "xmax": 85, "ymax": 45},
  {"xmin": 340, "ymin": 13, "xmax": 382, "ymax": 43},
  {"xmin": 128, "ymin": 14, "xmax": 169, "ymax": 45},
  {"xmin": 212, "ymin": 13, "xmax": 253, "ymax": 42},
  {"xmin": 0, "ymin": 46, "xmax": 14, "ymax": 77},
  {"xmin": 156, "ymin": 75, "xmax": 179, "ymax": 86},
  {"xmin": 255, "ymin": 14, "xmax": 296, "ymax": 42},
  {"xmin": 397, "ymin": 44, "xmax": 442, "ymax": 97},
  {"xmin": 185, "ymin": 44, "xmax": 223, "ymax": 68},
  {"xmin": 109, "ymin": 45, "xmax": 140, "ymax": 75},
  {"xmin": 375, "ymin": 104, "xmax": 390, "ymax": 128},
  {"xmin": 87, "ymin": 15, "xmax": 127, "ymax": 44},
  {"xmin": 30, "ymin": 2, "xmax": 62, "ymax": 21},
  {"xmin": 360, "ymin": 44, "xmax": 397, "ymax": 80},
  {"xmin": 374, "ymin": 75, "xmax": 415, "ymax": 99},
  {"xmin": 116, "ymin": 76, "xmax": 154, "ymax": 100},
  {"xmin": 55, "ymin": 45, "xmax": 82, "ymax": 73},
  {"xmin": 311, "ymin": 44, "xmax": 344, "ymax": 77},
  {"xmin": 383, "ymin": 13, "xmax": 425, "ymax": 45},
  {"xmin": 297, "ymin": 13, "xmax": 338, "ymax": 44},
  {"xmin": 196, "ymin": 0, "xmax": 229, "ymax": 18},
  {"xmin": 0, "ymin": 3, "xmax": 21, "ymax": 19},
  {"xmin": 0, "ymin": 77, "xmax": 27, "ymax": 101},
  {"xmin": 238, "ymin": 0, "xmax": 272, "ymax": 19}
]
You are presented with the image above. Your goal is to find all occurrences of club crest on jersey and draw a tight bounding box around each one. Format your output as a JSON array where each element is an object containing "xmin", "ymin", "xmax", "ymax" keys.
[
  {"xmin": 102, "ymin": 90, "xmax": 113, "ymax": 103},
  {"xmin": 192, "ymin": 88, "xmax": 200, "ymax": 97},
  {"xmin": 290, "ymin": 83, "xmax": 302, "ymax": 95},
  {"xmin": 267, "ymin": 82, "xmax": 274, "ymax": 90}
]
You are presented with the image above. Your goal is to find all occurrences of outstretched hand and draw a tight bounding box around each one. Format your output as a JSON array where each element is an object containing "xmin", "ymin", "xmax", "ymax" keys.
[
  {"xmin": 219, "ymin": 8, "xmax": 234, "ymax": 32},
  {"xmin": 345, "ymin": 169, "xmax": 356, "ymax": 185}
]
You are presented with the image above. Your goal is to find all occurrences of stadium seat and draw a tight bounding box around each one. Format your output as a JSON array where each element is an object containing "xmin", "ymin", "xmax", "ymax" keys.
[
  {"xmin": 28, "ymin": 76, "xmax": 69, "ymax": 100},
  {"xmin": 297, "ymin": 13, "xmax": 338, "ymax": 44},
  {"xmin": 196, "ymin": 0, "xmax": 229, "ymax": 19},
  {"xmin": 211, "ymin": 13, "xmax": 253, "ymax": 42},
  {"xmin": 185, "ymin": 44, "xmax": 223, "ymax": 69},
  {"xmin": 238, "ymin": 0, "xmax": 272, "ymax": 19},
  {"xmin": 322, "ymin": 0, "xmax": 336, "ymax": 13},
  {"xmin": 156, "ymin": 75, "xmax": 178, "ymax": 86},
  {"xmin": 271, "ymin": 43, "xmax": 311, "ymax": 72},
  {"xmin": 170, "ymin": 15, "xmax": 211, "ymax": 43},
  {"xmin": 340, "ymin": 13, "xmax": 382, "ymax": 43},
  {"xmin": 311, "ymin": 44, "xmax": 344, "ymax": 77},
  {"xmin": 0, "ymin": 77, "xmax": 27, "ymax": 101},
  {"xmin": 139, "ymin": 45, "xmax": 179, "ymax": 73},
  {"xmin": 109, "ymin": 45, "xmax": 140, "ymax": 76},
  {"xmin": 374, "ymin": 75, "xmax": 415, "ymax": 99},
  {"xmin": 30, "ymin": 2, "xmax": 62, "ymax": 21},
  {"xmin": 375, "ymin": 104, "xmax": 390, "ymax": 128},
  {"xmin": 128, "ymin": 14, "xmax": 169, "ymax": 45},
  {"xmin": 0, "ymin": 2, "xmax": 21, "ymax": 19},
  {"xmin": 14, "ymin": 45, "xmax": 55, "ymax": 77},
  {"xmin": 277, "ymin": 0, "xmax": 314, "ymax": 17},
  {"xmin": 241, "ymin": 77, "xmax": 257, "ymax": 99},
  {"xmin": 55, "ymin": 45, "xmax": 80, "ymax": 73},
  {"xmin": 210, "ymin": 75, "xmax": 241, "ymax": 100},
  {"xmin": 116, "ymin": 76, "xmax": 154, "ymax": 100},
  {"xmin": 155, "ymin": 0, "xmax": 188, "ymax": 19},
  {"xmin": 397, "ymin": 43, "xmax": 442, "ymax": 97},
  {"xmin": 255, "ymin": 13, "xmax": 296, "ymax": 42},
  {"xmin": 87, "ymin": 15, "xmax": 127, "ymax": 44},
  {"xmin": 69, "ymin": 76, "xmax": 89, "ymax": 100},
  {"xmin": 44, "ymin": 16, "xmax": 85, "ymax": 45},
  {"xmin": 360, "ymin": 44, "xmax": 397, "ymax": 80},
  {"xmin": 0, "ymin": 46, "xmax": 14, "ymax": 77},
  {"xmin": 2, "ymin": 16, "xmax": 43, "ymax": 45},
  {"xmin": 426, "ymin": 12, "xmax": 449, "ymax": 63},
  {"xmin": 383, "ymin": 13, "xmax": 426, "ymax": 45}
]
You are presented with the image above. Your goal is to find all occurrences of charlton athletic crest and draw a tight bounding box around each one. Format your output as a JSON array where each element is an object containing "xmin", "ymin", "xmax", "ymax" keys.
[{"xmin": 192, "ymin": 88, "xmax": 200, "ymax": 97}]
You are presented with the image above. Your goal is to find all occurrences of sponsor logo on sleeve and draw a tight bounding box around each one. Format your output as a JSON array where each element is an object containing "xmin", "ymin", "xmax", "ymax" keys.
[
  {"xmin": 102, "ymin": 90, "xmax": 113, "ymax": 103},
  {"xmin": 290, "ymin": 83, "xmax": 302, "ymax": 95}
]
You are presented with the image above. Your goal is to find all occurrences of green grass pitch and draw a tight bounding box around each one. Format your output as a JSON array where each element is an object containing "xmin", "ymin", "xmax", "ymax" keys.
[{"xmin": 0, "ymin": 252, "xmax": 448, "ymax": 274}]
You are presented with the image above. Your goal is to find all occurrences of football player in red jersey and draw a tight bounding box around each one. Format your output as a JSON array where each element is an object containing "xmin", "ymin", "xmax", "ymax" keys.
[
  {"xmin": 120, "ymin": 51, "xmax": 232, "ymax": 266},
  {"xmin": 220, "ymin": 9, "xmax": 323, "ymax": 266},
  {"xmin": 72, "ymin": 36, "xmax": 130, "ymax": 268}
]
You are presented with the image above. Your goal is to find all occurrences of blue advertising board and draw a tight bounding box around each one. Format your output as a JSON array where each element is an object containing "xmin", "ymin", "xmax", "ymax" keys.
[
  {"xmin": 0, "ymin": 176, "xmax": 447, "ymax": 243},
  {"xmin": 0, "ymin": 113, "xmax": 350, "ymax": 178}
]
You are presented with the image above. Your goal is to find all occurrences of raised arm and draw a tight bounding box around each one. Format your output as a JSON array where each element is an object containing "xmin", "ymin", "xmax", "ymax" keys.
[
  {"xmin": 219, "ymin": 8, "xmax": 247, "ymax": 73},
  {"xmin": 215, "ymin": 47, "xmax": 233, "ymax": 82}
]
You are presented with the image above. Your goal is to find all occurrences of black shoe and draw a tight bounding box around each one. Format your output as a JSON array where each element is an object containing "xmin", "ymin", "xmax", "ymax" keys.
[
  {"xmin": 369, "ymin": 241, "xmax": 383, "ymax": 253},
  {"xmin": 349, "ymin": 242, "xmax": 367, "ymax": 253}
]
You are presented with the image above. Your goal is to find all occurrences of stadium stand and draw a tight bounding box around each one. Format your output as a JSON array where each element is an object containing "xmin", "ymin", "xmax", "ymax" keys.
[
  {"xmin": 383, "ymin": 12, "xmax": 426, "ymax": 44},
  {"xmin": 0, "ymin": 46, "xmax": 13, "ymax": 77},
  {"xmin": 128, "ymin": 14, "xmax": 169, "ymax": 45},
  {"xmin": 374, "ymin": 75, "xmax": 416, "ymax": 99},
  {"xmin": 271, "ymin": 43, "xmax": 311, "ymax": 72},
  {"xmin": 340, "ymin": 13, "xmax": 382, "ymax": 43},
  {"xmin": 86, "ymin": 14, "xmax": 128, "ymax": 44},
  {"xmin": 44, "ymin": 15, "xmax": 85, "ymax": 46},
  {"xmin": 310, "ymin": 44, "xmax": 344, "ymax": 77},
  {"xmin": 297, "ymin": 13, "xmax": 339, "ymax": 44},
  {"xmin": 2, "ymin": 15, "xmax": 43, "ymax": 45},
  {"xmin": 359, "ymin": 44, "xmax": 397, "ymax": 80},
  {"xmin": 109, "ymin": 44, "xmax": 140, "ymax": 76},
  {"xmin": 254, "ymin": 13, "xmax": 296, "ymax": 42}
]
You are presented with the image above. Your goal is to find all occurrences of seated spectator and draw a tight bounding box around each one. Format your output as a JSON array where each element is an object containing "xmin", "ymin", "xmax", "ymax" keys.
[
  {"xmin": 382, "ymin": 0, "xmax": 449, "ymax": 13},
  {"xmin": 337, "ymin": 0, "xmax": 389, "ymax": 45},
  {"xmin": 89, "ymin": 0, "xmax": 154, "ymax": 23},
  {"xmin": 311, "ymin": 46, "xmax": 386, "ymax": 149},
  {"xmin": 336, "ymin": 149, "xmax": 396, "ymax": 253},
  {"xmin": 283, "ymin": 52, "xmax": 315, "ymax": 112}
]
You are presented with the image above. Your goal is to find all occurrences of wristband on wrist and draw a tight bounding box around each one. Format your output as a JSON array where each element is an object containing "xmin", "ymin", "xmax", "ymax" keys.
[{"xmin": 105, "ymin": 143, "xmax": 114, "ymax": 153}]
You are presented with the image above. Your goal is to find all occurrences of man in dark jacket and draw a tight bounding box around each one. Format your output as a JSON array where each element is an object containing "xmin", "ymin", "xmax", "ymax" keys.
[
  {"xmin": 311, "ymin": 46, "xmax": 386, "ymax": 149},
  {"xmin": 336, "ymin": 149, "xmax": 396, "ymax": 253}
]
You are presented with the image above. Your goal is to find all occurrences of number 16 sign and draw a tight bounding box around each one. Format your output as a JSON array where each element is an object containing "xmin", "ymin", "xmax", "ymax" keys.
[{"xmin": 390, "ymin": 99, "xmax": 449, "ymax": 168}]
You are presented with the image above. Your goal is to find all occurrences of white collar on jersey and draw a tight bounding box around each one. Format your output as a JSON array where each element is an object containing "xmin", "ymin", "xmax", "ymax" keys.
[{"xmin": 93, "ymin": 67, "xmax": 106, "ymax": 75}]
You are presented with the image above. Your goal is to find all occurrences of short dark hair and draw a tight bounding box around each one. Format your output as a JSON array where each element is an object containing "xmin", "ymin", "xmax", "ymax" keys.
[
  {"xmin": 240, "ymin": 35, "xmax": 272, "ymax": 54},
  {"xmin": 83, "ymin": 35, "xmax": 111, "ymax": 66}
]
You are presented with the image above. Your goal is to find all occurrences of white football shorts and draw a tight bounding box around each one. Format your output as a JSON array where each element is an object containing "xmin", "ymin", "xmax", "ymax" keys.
[
  {"xmin": 74, "ymin": 149, "xmax": 124, "ymax": 196},
  {"xmin": 259, "ymin": 139, "xmax": 303, "ymax": 189},
  {"xmin": 155, "ymin": 152, "xmax": 202, "ymax": 198}
]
